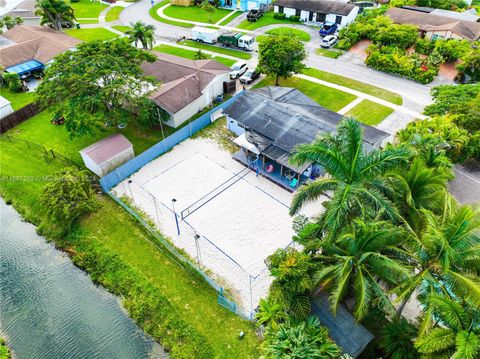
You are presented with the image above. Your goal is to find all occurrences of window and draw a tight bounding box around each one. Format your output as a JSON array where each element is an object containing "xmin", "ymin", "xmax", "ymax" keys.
[
  {"xmin": 295, "ymin": 8, "xmax": 301, "ymax": 17},
  {"xmin": 431, "ymin": 33, "xmax": 443, "ymax": 41},
  {"xmin": 335, "ymin": 15, "xmax": 342, "ymax": 25},
  {"xmin": 316, "ymin": 12, "xmax": 326, "ymax": 22},
  {"xmin": 278, "ymin": 6, "xmax": 284, "ymax": 13}
]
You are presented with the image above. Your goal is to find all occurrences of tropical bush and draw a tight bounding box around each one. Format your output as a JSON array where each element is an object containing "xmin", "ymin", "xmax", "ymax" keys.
[
  {"xmin": 456, "ymin": 47, "xmax": 480, "ymax": 84},
  {"xmin": 289, "ymin": 15, "xmax": 300, "ymax": 22},
  {"xmin": 273, "ymin": 13, "xmax": 286, "ymax": 20},
  {"xmin": 2, "ymin": 72, "xmax": 23, "ymax": 92}
]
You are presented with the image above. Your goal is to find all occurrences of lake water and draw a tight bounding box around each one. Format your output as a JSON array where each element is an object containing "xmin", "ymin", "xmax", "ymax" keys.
[{"xmin": 0, "ymin": 198, "xmax": 167, "ymax": 359}]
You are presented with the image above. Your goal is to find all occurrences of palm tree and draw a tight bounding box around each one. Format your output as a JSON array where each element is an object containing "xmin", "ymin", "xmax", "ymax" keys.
[
  {"xmin": 1, "ymin": 16, "xmax": 24, "ymax": 30},
  {"xmin": 314, "ymin": 220, "xmax": 410, "ymax": 320},
  {"xmin": 415, "ymin": 294, "xmax": 480, "ymax": 359},
  {"xmin": 193, "ymin": 49, "xmax": 208, "ymax": 60},
  {"xmin": 35, "ymin": 0, "xmax": 75, "ymax": 31},
  {"xmin": 394, "ymin": 198, "xmax": 480, "ymax": 317},
  {"xmin": 256, "ymin": 298, "xmax": 286, "ymax": 330},
  {"xmin": 290, "ymin": 118, "xmax": 411, "ymax": 236},
  {"xmin": 201, "ymin": 0, "xmax": 216, "ymax": 23},
  {"xmin": 387, "ymin": 158, "xmax": 449, "ymax": 233},
  {"xmin": 264, "ymin": 316, "xmax": 341, "ymax": 359},
  {"xmin": 126, "ymin": 21, "xmax": 155, "ymax": 49},
  {"xmin": 380, "ymin": 317, "xmax": 419, "ymax": 359}
]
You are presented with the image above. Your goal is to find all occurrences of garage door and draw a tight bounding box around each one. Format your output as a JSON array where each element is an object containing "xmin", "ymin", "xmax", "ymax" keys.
[{"xmin": 247, "ymin": 1, "xmax": 258, "ymax": 10}]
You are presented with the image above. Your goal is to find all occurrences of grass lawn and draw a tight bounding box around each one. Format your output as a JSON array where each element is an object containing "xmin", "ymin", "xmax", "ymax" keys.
[
  {"xmin": 179, "ymin": 40, "xmax": 252, "ymax": 60},
  {"xmin": 253, "ymin": 76, "xmax": 356, "ymax": 112},
  {"xmin": 7, "ymin": 111, "xmax": 167, "ymax": 163},
  {"xmin": 76, "ymin": 19, "xmax": 99, "ymax": 24},
  {"xmin": 346, "ymin": 99, "xmax": 394, "ymax": 125},
  {"xmin": 218, "ymin": 10, "xmax": 243, "ymax": 25},
  {"xmin": 237, "ymin": 11, "xmax": 303, "ymax": 30},
  {"xmin": 65, "ymin": 28, "xmax": 120, "ymax": 42},
  {"xmin": 0, "ymin": 88, "xmax": 35, "ymax": 110},
  {"xmin": 302, "ymin": 68, "xmax": 403, "ymax": 105},
  {"xmin": 265, "ymin": 27, "xmax": 311, "ymax": 42},
  {"xmin": 150, "ymin": 1, "xmax": 194, "ymax": 28},
  {"xmin": 163, "ymin": 4, "xmax": 233, "ymax": 24},
  {"xmin": 0, "ymin": 141, "xmax": 260, "ymax": 358},
  {"xmin": 316, "ymin": 47, "xmax": 342, "ymax": 59},
  {"xmin": 69, "ymin": 0, "xmax": 107, "ymax": 19},
  {"xmin": 105, "ymin": 6, "xmax": 123, "ymax": 22},
  {"xmin": 111, "ymin": 25, "xmax": 131, "ymax": 33},
  {"xmin": 153, "ymin": 44, "xmax": 235, "ymax": 66}
]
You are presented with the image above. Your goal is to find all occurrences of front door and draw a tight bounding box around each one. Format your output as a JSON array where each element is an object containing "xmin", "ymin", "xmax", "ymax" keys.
[
  {"xmin": 308, "ymin": 11, "xmax": 313, "ymax": 21},
  {"xmin": 335, "ymin": 15, "xmax": 342, "ymax": 25},
  {"xmin": 316, "ymin": 12, "xmax": 326, "ymax": 22}
]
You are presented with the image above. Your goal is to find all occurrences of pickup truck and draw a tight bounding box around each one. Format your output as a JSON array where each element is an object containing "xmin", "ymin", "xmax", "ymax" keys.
[{"xmin": 247, "ymin": 8, "xmax": 263, "ymax": 22}]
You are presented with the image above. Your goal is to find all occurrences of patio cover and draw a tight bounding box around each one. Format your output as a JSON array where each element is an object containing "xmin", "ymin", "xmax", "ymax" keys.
[
  {"xmin": 6, "ymin": 59, "xmax": 43, "ymax": 76},
  {"xmin": 262, "ymin": 146, "xmax": 311, "ymax": 174},
  {"xmin": 312, "ymin": 293, "xmax": 374, "ymax": 358},
  {"xmin": 234, "ymin": 133, "xmax": 260, "ymax": 155}
]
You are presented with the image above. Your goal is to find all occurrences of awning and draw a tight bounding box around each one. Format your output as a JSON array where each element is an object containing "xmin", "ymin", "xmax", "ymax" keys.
[
  {"xmin": 234, "ymin": 133, "xmax": 260, "ymax": 155},
  {"xmin": 6, "ymin": 60, "xmax": 44, "ymax": 76},
  {"xmin": 262, "ymin": 146, "xmax": 311, "ymax": 174}
]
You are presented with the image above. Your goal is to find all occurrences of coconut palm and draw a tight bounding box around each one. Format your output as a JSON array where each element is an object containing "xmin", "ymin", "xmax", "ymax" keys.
[
  {"xmin": 394, "ymin": 198, "xmax": 480, "ymax": 317},
  {"xmin": 387, "ymin": 158, "xmax": 450, "ymax": 233},
  {"xmin": 264, "ymin": 316, "xmax": 341, "ymax": 359},
  {"xmin": 415, "ymin": 294, "xmax": 480, "ymax": 359},
  {"xmin": 35, "ymin": 0, "xmax": 75, "ymax": 31},
  {"xmin": 380, "ymin": 317, "xmax": 419, "ymax": 359},
  {"xmin": 314, "ymin": 220, "xmax": 410, "ymax": 320},
  {"xmin": 193, "ymin": 49, "xmax": 208, "ymax": 60},
  {"xmin": 289, "ymin": 118, "xmax": 411, "ymax": 236},
  {"xmin": 126, "ymin": 21, "xmax": 155, "ymax": 49}
]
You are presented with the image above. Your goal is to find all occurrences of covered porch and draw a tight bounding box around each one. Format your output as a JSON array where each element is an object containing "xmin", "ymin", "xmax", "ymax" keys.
[{"xmin": 232, "ymin": 134, "xmax": 314, "ymax": 192}]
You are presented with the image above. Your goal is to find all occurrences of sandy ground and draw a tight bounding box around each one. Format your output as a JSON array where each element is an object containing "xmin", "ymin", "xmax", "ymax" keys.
[{"xmin": 113, "ymin": 138, "xmax": 323, "ymax": 314}]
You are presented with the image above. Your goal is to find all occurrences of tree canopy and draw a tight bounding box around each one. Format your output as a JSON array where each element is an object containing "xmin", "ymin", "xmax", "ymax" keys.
[
  {"xmin": 257, "ymin": 35, "xmax": 306, "ymax": 85},
  {"xmin": 126, "ymin": 21, "xmax": 156, "ymax": 49},
  {"xmin": 35, "ymin": 38, "xmax": 157, "ymax": 137},
  {"xmin": 35, "ymin": 0, "xmax": 75, "ymax": 30}
]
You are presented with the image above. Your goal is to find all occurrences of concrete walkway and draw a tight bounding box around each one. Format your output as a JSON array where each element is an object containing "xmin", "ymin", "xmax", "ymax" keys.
[{"xmin": 337, "ymin": 97, "xmax": 364, "ymax": 115}]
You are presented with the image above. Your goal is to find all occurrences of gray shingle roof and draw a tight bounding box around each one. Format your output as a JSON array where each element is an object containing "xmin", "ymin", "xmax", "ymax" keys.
[
  {"xmin": 274, "ymin": 0, "xmax": 356, "ymax": 16},
  {"xmin": 449, "ymin": 161, "xmax": 480, "ymax": 205}
]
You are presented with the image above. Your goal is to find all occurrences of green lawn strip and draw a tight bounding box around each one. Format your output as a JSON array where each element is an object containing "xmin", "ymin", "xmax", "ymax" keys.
[
  {"xmin": 112, "ymin": 25, "xmax": 131, "ymax": 33},
  {"xmin": 0, "ymin": 338, "xmax": 11, "ymax": 359},
  {"xmin": 265, "ymin": 27, "xmax": 311, "ymax": 42},
  {"xmin": 164, "ymin": 4, "xmax": 233, "ymax": 23},
  {"xmin": 150, "ymin": 1, "xmax": 195, "ymax": 28},
  {"xmin": 237, "ymin": 11, "xmax": 302, "ymax": 30},
  {"xmin": 218, "ymin": 10, "xmax": 243, "ymax": 26},
  {"xmin": 0, "ymin": 88, "xmax": 35, "ymax": 110},
  {"xmin": 316, "ymin": 48, "xmax": 342, "ymax": 59},
  {"xmin": 253, "ymin": 76, "xmax": 356, "ymax": 112},
  {"xmin": 345, "ymin": 99, "xmax": 394, "ymax": 126},
  {"xmin": 8, "ymin": 111, "xmax": 166, "ymax": 163},
  {"xmin": 76, "ymin": 19, "xmax": 99, "ymax": 24},
  {"xmin": 0, "ymin": 142, "xmax": 259, "ymax": 358},
  {"xmin": 65, "ymin": 28, "xmax": 120, "ymax": 41},
  {"xmin": 179, "ymin": 40, "xmax": 251, "ymax": 60},
  {"xmin": 105, "ymin": 6, "xmax": 123, "ymax": 22},
  {"xmin": 302, "ymin": 68, "xmax": 403, "ymax": 105},
  {"xmin": 153, "ymin": 44, "xmax": 235, "ymax": 66},
  {"xmin": 70, "ymin": 0, "xmax": 107, "ymax": 18}
]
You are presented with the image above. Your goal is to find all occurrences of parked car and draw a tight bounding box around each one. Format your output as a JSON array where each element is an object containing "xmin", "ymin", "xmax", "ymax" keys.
[
  {"xmin": 320, "ymin": 35, "xmax": 338, "ymax": 48},
  {"xmin": 247, "ymin": 8, "xmax": 263, "ymax": 22},
  {"xmin": 239, "ymin": 69, "xmax": 260, "ymax": 84},
  {"xmin": 230, "ymin": 61, "xmax": 248, "ymax": 79},
  {"xmin": 319, "ymin": 22, "xmax": 338, "ymax": 36}
]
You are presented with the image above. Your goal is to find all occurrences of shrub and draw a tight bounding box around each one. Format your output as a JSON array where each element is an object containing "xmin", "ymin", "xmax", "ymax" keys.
[
  {"xmin": 273, "ymin": 12, "xmax": 286, "ymax": 20},
  {"xmin": 289, "ymin": 15, "xmax": 300, "ymax": 22},
  {"xmin": 3, "ymin": 72, "xmax": 22, "ymax": 92},
  {"xmin": 415, "ymin": 38, "xmax": 435, "ymax": 55},
  {"xmin": 70, "ymin": 0, "xmax": 79, "ymax": 2},
  {"xmin": 434, "ymin": 39, "xmax": 471, "ymax": 62},
  {"xmin": 373, "ymin": 23, "xmax": 417, "ymax": 49},
  {"xmin": 456, "ymin": 47, "xmax": 480, "ymax": 84}
]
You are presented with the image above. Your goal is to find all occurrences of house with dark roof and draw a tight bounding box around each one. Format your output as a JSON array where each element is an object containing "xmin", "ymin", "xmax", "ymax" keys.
[
  {"xmin": 273, "ymin": 0, "xmax": 359, "ymax": 27},
  {"xmin": 386, "ymin": 7, "xmax": 480, "ymax": 41},
  {"xmin": 141, "ymin": 52, "xmax": 231, "ymax": 128},
  {"xmin": 223, "ymin": 87, "xmax": 389, "ymax": 191},
  {"xmin": 0, "ymin": 25, "xmax": 80, "ymax": 77}
]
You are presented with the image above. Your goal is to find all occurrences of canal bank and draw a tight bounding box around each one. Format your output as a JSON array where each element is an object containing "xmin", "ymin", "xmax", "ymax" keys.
[{"xmin": 0, "ymin": 198, "xmax": 167, "ymax": 359}]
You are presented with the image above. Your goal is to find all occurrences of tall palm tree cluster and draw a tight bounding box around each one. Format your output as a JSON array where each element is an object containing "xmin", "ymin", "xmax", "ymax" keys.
[
  {"xmin": 125, "ymin": 21, "xmax": 155, "ymax": 50},
  {"xmin": 258, "ymin": 118, "xmax": 480, "ymax": 359}
]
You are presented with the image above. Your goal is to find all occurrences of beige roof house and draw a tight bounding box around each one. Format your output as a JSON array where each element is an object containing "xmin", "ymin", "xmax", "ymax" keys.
[
  {"xmin": 386, "ymin": 7, "xmax": 480, "ymax": 41},
  {"xmin": 0, "ymin": 25, "xmax": 80, "ymax": 70},
  {"xmin": 141, "ymin": 52, "xmax": 230, "ymax": 127}
]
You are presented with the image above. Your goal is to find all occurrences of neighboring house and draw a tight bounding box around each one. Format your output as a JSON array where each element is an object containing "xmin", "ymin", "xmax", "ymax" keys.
[
  {"xmin": 0, "ymin": 25, "xmax": 80, "ymax": 77},
  {"xmin": 400, "ymin": 6, "xmax": 479, "ymax": 23},
  {"xmin": 0, "ymin": 96, "xmax": 14, "ymax": 119},
  {"xmin": 386, "ymin": 7, "xmax": 480, "ymax": 41},
  {"xmin": 219, "ymin": 0, "xmax": 271, "ymax": 11},
  {"xmin": 141, "ymin": 52, "xmax": 230, "ymax": 128},
  {"xmin": 273, "ymin": 0, "xmax": 359, "ymax": 27},
  {"xmin": 80, "ymin": 134, "xmax": 134, "ymax": 177},
  {"xmin": 224, "ymin": 87, "xmax": 389, "ymax": 191}
]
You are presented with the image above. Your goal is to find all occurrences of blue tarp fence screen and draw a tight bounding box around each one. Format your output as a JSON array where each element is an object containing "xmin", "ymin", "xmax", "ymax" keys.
[{"xmin": 99, "ymin": 93, "xmax": 241, "ymax": 191}]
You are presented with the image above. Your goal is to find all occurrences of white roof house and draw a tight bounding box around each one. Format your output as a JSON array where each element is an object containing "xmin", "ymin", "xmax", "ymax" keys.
[
  {"xmin": 0, "ymin": 95, "xmax": 14, "ymax": 119},
  {"xmin": 80, "ymin": 134, "xmax": 134, "ymax": 177}
]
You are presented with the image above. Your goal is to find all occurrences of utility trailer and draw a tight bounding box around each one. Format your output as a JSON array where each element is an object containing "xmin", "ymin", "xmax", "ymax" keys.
[{"xmin": 191, "ymin": 26, "xmax": 219, "ymax": 44}]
